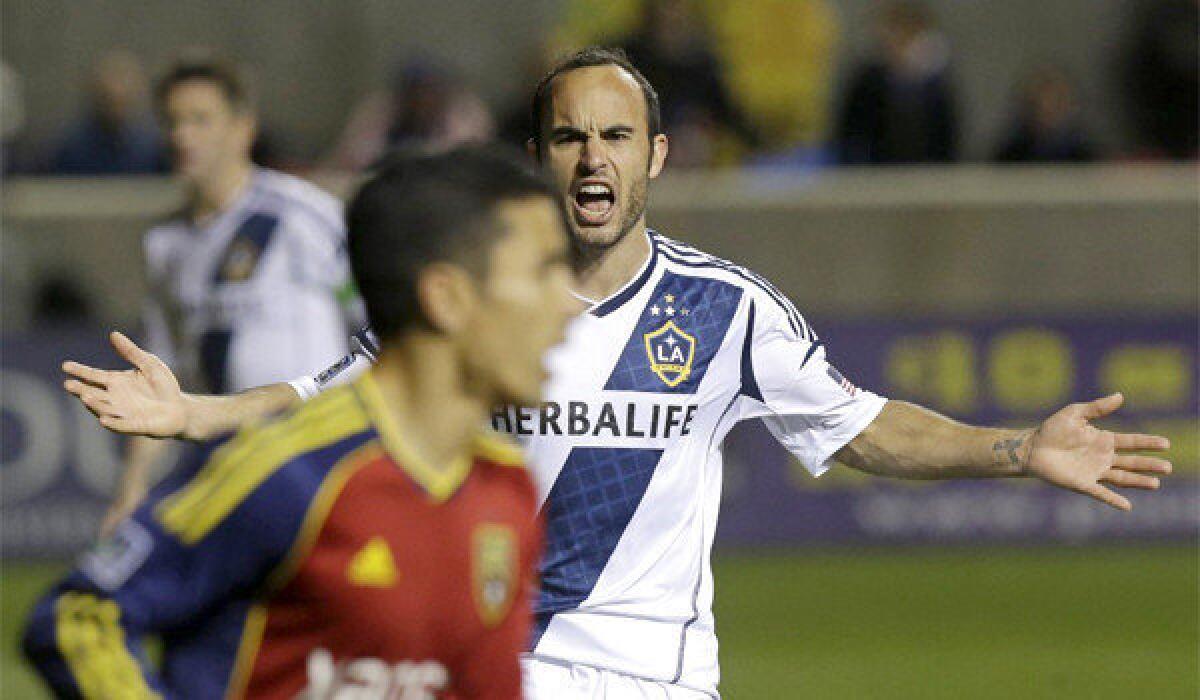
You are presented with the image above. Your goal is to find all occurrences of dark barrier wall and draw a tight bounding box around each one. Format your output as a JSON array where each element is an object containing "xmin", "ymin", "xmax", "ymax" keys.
[
  {"xmin": 4, "ymin": 316, "xmax": 1196, "ymax": 558},
  {"xmin": 720, "ymin": 315, "xmax": 1199, "ymax": 545}
]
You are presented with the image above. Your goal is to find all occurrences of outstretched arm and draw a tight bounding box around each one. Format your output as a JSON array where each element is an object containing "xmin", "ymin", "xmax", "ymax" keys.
[
  {"xmin": 836, "ymin": 394, "xmax": 1172, "ymax": 511},
  {"xmin": 64, "ymin": 331, "xmax": 301, "ymax": 441}
]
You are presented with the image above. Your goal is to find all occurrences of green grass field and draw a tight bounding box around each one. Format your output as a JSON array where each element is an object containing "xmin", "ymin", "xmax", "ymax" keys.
[{"xmin": 3, "ymin": 545, "xmax": 1196, "ymax": 698}]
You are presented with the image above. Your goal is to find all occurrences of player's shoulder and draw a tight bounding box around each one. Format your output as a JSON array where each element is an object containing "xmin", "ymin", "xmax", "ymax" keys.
[
  {"xmin": 473, "ymin": 430, "xmax": 525, "ymax": 470},
  {"xmin": 243, "ymin": 384, "xmax": 373, "ymax": 468},
  {"xmin": 651, "ymin": 230, "xmax": 814, "ymax": 337},
  {"xmin": 652, "ymin": 230, "xmax": 771, "ymax": 295},
  {"xmin": 143, "ymin": 211, "xmax": 189, "ymax": 245},
  {"xmin": 472, "ymin": 430, "xmax": 536, "ymax": 493},
  {"xmin": 252, "ymin": 168, "xmax": 345, "ymax": 235},
  {"xmin": 153, "ymin": 385, "xmax": 374, "ymax": 545}
]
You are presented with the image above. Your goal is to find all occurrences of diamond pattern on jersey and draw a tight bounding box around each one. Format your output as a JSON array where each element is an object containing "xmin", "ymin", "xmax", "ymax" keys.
[
  {"xmin": 532, "ymin": 447, "xmax": 664, "ymax": 646},
  {"xmin": 604, "ymin": 271, "xmax": 743, "ymax": 394}
]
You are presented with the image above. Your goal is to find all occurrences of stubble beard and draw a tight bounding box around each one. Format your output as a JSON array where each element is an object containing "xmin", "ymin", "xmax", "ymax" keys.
[{"xmin": 568, "ymin": 174, "xmax": 649, "ymax": 266}]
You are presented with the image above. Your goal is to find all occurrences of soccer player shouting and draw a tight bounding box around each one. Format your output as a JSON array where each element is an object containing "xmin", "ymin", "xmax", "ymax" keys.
[
  {"xmin": 26, "ymin": 147, "xmax": 575, "ymax": 699},
  {"xmin": 64, "ymin": 49, "xmax": 1172, "ymax": 699}
]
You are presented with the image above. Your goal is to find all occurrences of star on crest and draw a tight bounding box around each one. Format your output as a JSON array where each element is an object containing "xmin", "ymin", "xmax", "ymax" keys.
[{"xmin": 649, "ymin": 293, "xmax": 691, "ymax": 320}]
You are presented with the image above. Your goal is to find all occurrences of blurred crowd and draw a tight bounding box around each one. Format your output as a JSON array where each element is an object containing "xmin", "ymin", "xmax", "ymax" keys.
[{"xmin": 2, "ymin": 0, "xmax": 1196, "ymax": 176}]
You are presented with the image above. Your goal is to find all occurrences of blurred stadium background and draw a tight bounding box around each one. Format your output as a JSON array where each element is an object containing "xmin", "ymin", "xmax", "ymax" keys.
[{"xmin": 2, "ymin": 0, "xmax": 1196, "ymax": 697}]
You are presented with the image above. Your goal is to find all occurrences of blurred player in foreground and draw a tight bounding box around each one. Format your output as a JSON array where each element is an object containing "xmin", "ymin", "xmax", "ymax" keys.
[
  {"xmin": 26, "ymin": 146, "xmax": 575, "ymax": 699},
  {"xmin": 112, "ymin": 55, "xmax": 361, "ymax": 536},
  {"xmin": 64, "ymin": 49, "xmax": 1173, "ymax": 699}
]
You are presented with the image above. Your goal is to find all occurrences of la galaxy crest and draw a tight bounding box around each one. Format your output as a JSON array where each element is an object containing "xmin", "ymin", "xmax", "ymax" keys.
[
  {"xmin": 472, "ymin": 524, "xmax": 517, "ymax": 627},
  {"xmin": 643, "ymin": 293, "xmax": 696, "ymax": 388}
]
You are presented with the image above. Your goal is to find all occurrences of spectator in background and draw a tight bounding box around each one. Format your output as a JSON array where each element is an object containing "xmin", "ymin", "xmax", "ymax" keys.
[
  {"xmin": 323, "ymin": 57, "xmax": 493, "ymax": 170},
  {"xmin": 837, "ymin": 1, "xmax": 958, "ymax": 165},
  {"xmin": 704, "ymin": 0, "xmax": 840, "ymax": 167},
  {"xmin": 49, "ymin": 50, "xmax": 167, "ymax": 175},
  {"xmin": 993, "ymin": 66, "xmax": 1097, "ymax": 163},
  {"xmin": 1119, "ymin": 0, "xmax": 1198, "ymax": 160},
  {"xmin": 105, "ymin": 55, "xmax": 362, "ymax": 534},
  {"xmin": 497, "ymin": 44, "xmax": 557, "ymax": 148},
  {"xmin": 618, "ymin": 0, "xmax": 759, "ymax": 167}
]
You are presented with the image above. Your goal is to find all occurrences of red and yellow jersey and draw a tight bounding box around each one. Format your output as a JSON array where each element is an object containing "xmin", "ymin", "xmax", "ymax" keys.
[{"xmin": 23, "ymin": 374, "xmax": 540, "ymax": 700}]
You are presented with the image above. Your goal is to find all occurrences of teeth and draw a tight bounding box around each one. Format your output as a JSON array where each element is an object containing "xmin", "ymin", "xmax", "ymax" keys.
[{"xmin": 580, "ymin": 184, "xmax": 611, "ymax": 196}]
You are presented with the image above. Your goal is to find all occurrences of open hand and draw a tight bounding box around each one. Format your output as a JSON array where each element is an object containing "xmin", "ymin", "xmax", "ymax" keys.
[
  {"xmin": 63, "ymin": 331, "xmax": 187, "ymax": 439},
  {"xmin": 1025, "ymin": 393, "xmax": 1172, "ymax": 511}
]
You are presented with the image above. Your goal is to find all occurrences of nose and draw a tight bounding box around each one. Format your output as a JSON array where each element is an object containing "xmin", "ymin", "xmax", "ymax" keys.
[{"xmin": 577, "ymin": 135, "xmax": 605, "ymax": 174}]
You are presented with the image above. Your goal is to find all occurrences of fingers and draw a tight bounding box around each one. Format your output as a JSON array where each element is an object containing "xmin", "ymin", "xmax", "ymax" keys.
[
  {"xmin": 1112, "ymin": 454, "xmax": 1173, "ymax": 475},
  {"xmin": 110, "ymin": 331, "xmax": 156, "ymax": 373},
  {"xmin": 73, "ymin": 387, "xmax": 122, "ymax": 421},
  {"xmin": 1114, "ymin": 432, "xmax": 1170, "ymax": 451},
  {"xmin": 63, "ymin": 378, "xmax": 104, "ymax": 396},
  {"xmin": 1100, "ymin": 469, "xmax": 1160, "ymax": 490},
  {"xmin": 1080, "ymin": 392, "xmax": 1124, "ymax": 420},
  {"xmin": 1080, "ymin": 482, "xmax": 1132, "ymax": 511},
  {"xmin": 62, "ymin": 361, "xmax": 114, "ymax": 387}
]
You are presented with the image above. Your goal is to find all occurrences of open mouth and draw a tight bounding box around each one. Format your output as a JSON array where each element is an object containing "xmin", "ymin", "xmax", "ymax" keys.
[{"xmin": 572, "ymin": 182, "xmax": 616, "ymax": 226}]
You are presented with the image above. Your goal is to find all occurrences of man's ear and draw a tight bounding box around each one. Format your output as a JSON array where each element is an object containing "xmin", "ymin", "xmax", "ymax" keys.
[
  {"xmin": 416, "ymin": 263, "xmax": 477, "ymax": 334},
  {"xmin": 648, "ymin": 133, "xmax": 668, "ymax": 179}
]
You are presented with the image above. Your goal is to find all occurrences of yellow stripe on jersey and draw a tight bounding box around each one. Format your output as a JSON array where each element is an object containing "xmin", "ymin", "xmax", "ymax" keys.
[
  {"xmin": 157, "ymin": 390, "xmax": 356, "ymax": 529},
  {"xmin": 472, "ymin": 431, "xmax": 525, "ymax": 469},
  {"xmin": 223, "ymin": 603, "xmax": 267, "ymax": 700},
  {"xmin": 353, "ymin": 373, "xmax": 471, "ymax": 503},
  {"xmin": 55, "ymin": 592, "xmax": 162, "ymax": 699},
  {"xmin": 264, "ymin": 443, "xmax": 383, "ymax": 592},
  {"xmin": 157, "ymin": 388, "xmax": 368, "ymax": 544}
]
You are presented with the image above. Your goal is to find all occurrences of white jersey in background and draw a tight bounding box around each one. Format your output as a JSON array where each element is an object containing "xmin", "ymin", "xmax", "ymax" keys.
[
  {"xmin": 144, "ymin": 167, "xmax": 359, "ymax": 393},
  {"xmin": 298, "ymin": 231, "xmax": 886, "ymax": 698}
]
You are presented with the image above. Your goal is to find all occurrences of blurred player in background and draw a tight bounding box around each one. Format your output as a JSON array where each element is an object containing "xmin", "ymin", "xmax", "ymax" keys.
[
  {"xmin": 64, "ymin": 48, "xmax": 1173, "ymax": 699},
  {"xmin": 110, "ymin": 54, "xmax": 362, "ymax": 535},
  {"xmin": 26, "ymin": 146, "xmax": 574, "ymax": 699}
]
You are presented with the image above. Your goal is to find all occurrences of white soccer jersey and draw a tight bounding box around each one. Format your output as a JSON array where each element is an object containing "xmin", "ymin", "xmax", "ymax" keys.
[
  {"xmin": 144, "ymin": 168, "xmax": 358, "ymax": 393},
  {"xmin": 300, "ymin": 230, "xmax": 886, "ymax": 698},
  {"xmin": 493, "ymin": 231, "xmax": 885, "ymax": 696}
]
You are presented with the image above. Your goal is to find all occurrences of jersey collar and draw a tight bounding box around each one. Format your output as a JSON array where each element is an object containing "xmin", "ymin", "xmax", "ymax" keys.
[
  {"xmin": 351, "ymin": 373, "xmax": 472, "ymax": 503},
  {"xmin": 588, "ymin": 229, "xmax": 660, "ymax": 317}
]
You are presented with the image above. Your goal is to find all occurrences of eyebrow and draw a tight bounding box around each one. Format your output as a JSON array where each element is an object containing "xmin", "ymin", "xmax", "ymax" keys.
[{"xmin": 549, "ymin": 124, "xmax": 637, "ymax": 139}]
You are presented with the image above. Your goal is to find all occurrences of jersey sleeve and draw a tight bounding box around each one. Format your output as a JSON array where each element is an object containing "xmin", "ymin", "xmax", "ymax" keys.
[
  {"xmin": 22, "ymin": 440, "xmax": 311, "ymax": 699},
  {"xmin": 737, "ymin": 296, "xmax": 887, "ymax": 477}
]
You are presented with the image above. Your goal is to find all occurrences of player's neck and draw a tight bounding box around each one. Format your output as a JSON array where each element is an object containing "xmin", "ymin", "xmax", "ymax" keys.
[
  {"xmin": 368, "ymin": 341, "xmax": 484, "ymax": 475},
  {"xmin": 572, "ymin": 220, "xmax": 651, "ymax": 303},
  {"xmin": 189, "ymin": 159, "xmax": 254, "ymax": 222}
]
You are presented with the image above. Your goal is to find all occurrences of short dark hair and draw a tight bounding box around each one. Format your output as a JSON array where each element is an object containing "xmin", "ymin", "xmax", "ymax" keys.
[
  {"xmin": 347, "ymin": 144, "xmax": 558, "ymax": 340},
  {"xmin": 154, "ymin": 55, "xmax": 253, "ymax": 113},
  {"xmin": 529, "ymin": 46, "xmax": 662, "ymax": 152}
]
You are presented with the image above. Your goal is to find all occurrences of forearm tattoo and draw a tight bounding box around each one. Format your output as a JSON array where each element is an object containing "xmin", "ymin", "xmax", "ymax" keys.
[
  {"xmin": 993, "ymin": 430, "xmax": 1036, "ymax": 471},
  {"xmin": 994, "ymin": 437, "xmax": 1025, "ymax": 466}
]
